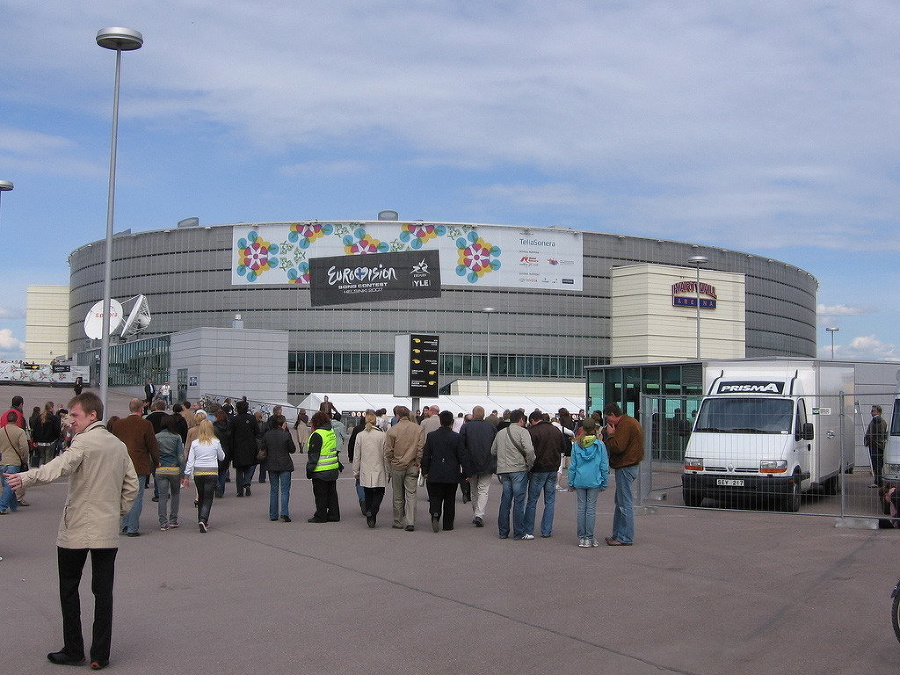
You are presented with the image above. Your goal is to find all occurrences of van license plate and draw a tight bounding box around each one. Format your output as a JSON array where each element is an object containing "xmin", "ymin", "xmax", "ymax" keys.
[{"xmin": 716, "ymin": 479, "xmax": 744, "ymax": 487}]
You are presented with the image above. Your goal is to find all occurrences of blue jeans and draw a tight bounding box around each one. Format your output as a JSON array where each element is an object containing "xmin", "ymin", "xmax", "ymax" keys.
[
  {"xmin": 0, "ymin": 465, "xmax": 20, "ymax": 511},
  {"xmin": 497, "ymin": 471, "xmax": 528, "ymax": 539},
  {"xmin": 575, "ymin": 487, "xmax": 600, "ymax": 540},
  {"xmin": 121, "ymin": 474, "xmax": 146, "ymax": 533},
  {"xmin": 612, "ymin": 465, "xmax": 638, "ymax": 544},
  {"xmin": 524, "ymin": 471, "xmax": 557, "ymax": 536},
  {"xmin": 268, "ymin": 471, "xmax": 292, "ymax": 519},
  {"xmin": 156, "ymin": 473, "xmax": 181, "ymax": 526}
]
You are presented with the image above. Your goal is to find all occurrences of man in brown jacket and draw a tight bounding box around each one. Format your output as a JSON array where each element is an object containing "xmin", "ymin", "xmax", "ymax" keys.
[
  {"xmin": 5, "ymin": 392, "xmax": 138, "ymax": 668},
  {"xmin": 112, "ymin": 398, "xmax": 159, "ymax": 537},
  {"xmin": 385, "ymin": 406, "xmax": 422, "ymax": 531},
  {"xmin": 603, "ymin": 403, "xmax": 644, "ymax": 546}
]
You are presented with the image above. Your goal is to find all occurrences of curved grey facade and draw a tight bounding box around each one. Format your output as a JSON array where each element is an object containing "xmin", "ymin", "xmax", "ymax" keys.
[{"xmin": 68, "ymin": 221, "xmax": 817, "ymax": 399}]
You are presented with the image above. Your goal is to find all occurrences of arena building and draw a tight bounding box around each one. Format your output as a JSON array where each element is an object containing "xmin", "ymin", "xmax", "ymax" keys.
[{"xmin": 67, "ymin": 217, "xmax": 817, "ymax": 404}]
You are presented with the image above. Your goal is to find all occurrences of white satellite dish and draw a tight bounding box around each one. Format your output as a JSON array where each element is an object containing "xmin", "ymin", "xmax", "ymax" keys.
[
  {"xmin": 119, "ymin": 294, "xmax": 151, "ymax": 340},
  {"xmin": 84, "ymin": 299, "xmax": 123, "ymax": 340}
]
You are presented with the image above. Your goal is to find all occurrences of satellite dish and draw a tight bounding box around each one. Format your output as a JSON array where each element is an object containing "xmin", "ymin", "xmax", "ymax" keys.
[
  {"xmin": 119, "ymin": 295, "xmax": 151, "ymax": 340},
  {"xmin": 84, "ymin": 300, "xmax": 123, "ymax": 340}
]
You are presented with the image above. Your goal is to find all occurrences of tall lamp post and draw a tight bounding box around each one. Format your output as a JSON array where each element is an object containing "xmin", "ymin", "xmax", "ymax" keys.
[
  {"xmin": 0, "ymin": 181, "xmax": 13, "ymax": 229},
  {"xmin": 96, "ymin": 27, "xmax": 143, "ymax": 415},
  {"xmin": 688, "ymin": 255, "xmax": 708, "ymax": 360},
  {"xmin": 483, "ymin": 307, "xmax": 495, "ymax": 396},
  {"xmin": 826, "ymin": 326, "xmax": 840, "ymax": 359}
]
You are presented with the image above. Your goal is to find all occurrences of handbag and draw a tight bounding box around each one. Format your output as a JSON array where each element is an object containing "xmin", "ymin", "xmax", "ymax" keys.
[{"xmin": 6, "ymin": 426, "xmax": 28, "ymax": 471}]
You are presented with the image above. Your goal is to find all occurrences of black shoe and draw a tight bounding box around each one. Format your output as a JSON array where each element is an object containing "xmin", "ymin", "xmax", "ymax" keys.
[
  {"xmin": 281, "ymin": 515, "xmax": 292, "ymax": 523},
  {"xmin": 270, "ymin": 517, "xmax": 278, "ymax": 521},
  {"xmin": 125, "ymin": 531, "xmax": 140, "ymax": 537},
  {"xmin": 431, "ymin": 515, "xmax": 440, "ymax": 533},
  {"xmin": 405, "ymin": 525, "xmax": 415, "ymax": 532},
  {"xmin": 236, "ymin": 489, "xmax": 243, "ymax": 497},
  {"xmin": 151, "ymin": 496, "xmax": 159, "ymax": 502},
  {"xmin": 359, "ymin": 499, "xmax": 367, "ymax": 516},
  {"xmin": 473, "ymin": 517, "xmax": 484, "ymax": 527},
  {"xmin": 307, "ymin": 517, "xmax": 326, "ymax": 523},
  {"xmin": 244, "ymin": 486, "xmax": 251, "ymax": 496},
  {"xmin": 366, "ymin": 514, "xmax": 376, "ymax": 528},
  {"xmin": 47, "ymin": 651, "xmax": 85, "ymax": 666}
]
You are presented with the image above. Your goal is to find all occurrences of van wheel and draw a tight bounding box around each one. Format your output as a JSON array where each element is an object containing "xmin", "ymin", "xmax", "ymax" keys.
[
  {"xmin": 683, "ymin": 488, "xmax": 703, "ymax": 507},
  {"xmin": 781, "ymin": 476, "xmax": 801, "ymax": 512}
]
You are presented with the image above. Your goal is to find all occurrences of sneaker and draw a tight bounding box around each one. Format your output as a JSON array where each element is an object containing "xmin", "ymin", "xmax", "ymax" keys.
[
  {"xmin": 169, "ymin": 521, "xmax": 179, "ymax": 529},
  {"xmin": 160, "ymin": 524, "xmax": 169, "ymax": 531},
  {"xmin": 473, "ymin": 516, "xmax": 484, "ymax": 527},
  {"xmin": 522, "ymin": 534, "xmax": 535, "ymax": 540},
  {"xmin": 578, "ymin": 538, "xmax": 590, "ymax": 547},
  {"xmin": 198, "ymin": 521, "xmax": 208, "ymax": 533},
  {"xmin": 591, "ymin": 538, "xmax": 600, "ymax": 547},
  {"xmin": 0, "ymin": 509, "xmax": 9, "ymax": 515}
]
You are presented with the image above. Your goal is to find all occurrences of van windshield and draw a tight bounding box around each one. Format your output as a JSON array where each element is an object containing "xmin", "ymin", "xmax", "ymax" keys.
[
  {"xmin": 694, "ymin": 397, "xmax": 794, "ymax": 434},
  {"xmin": 891, "ymin": 403, "xmax": 900, "ymax": 436}
]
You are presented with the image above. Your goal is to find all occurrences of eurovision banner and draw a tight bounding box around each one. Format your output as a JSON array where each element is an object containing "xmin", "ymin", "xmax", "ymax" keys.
[
  {"xmin": 232, "ymin": 222, "xmax": 583, "ymax": 291},
  {"xmin": 308, "ymin": 250, "xmax": 441, "ymax": 307}
]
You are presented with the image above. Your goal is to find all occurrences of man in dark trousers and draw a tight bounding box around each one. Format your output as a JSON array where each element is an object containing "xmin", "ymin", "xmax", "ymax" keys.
[
  {"xmin": 111, "ymin": 398, "xmax": 159, "ymax": 536},
  {"xmin": 865, "ymin": 404, "xmax": 889, "ymax": 488},
  {"xmin": 5, "ymin": 392, "xmax": 138, "ymax": 669}
]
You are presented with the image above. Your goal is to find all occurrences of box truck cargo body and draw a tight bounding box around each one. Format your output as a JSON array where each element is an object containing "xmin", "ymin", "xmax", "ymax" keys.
[{"xmin": 681, "ymin": 361, "xmax": 854, "ymax": 511}]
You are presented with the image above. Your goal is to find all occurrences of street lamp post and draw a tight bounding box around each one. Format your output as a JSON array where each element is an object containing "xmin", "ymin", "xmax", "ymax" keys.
[
  {"xmin": 483, "ymin": 307, "xmax": 495, "ymax": 396},
  {"xmin": 96, "ymin": 27, "xmax": 143, "ymax": 415},
  {"xmin": 0, "ymin": 181, "xmax": 13, "ymax": 230},
  {"xmin": 688, "ymin": 255, "xmax": 708, "ymax": 360},
  {"xmin": 826, "ymin": 327, "xmax": 840, "ymax": 359}
]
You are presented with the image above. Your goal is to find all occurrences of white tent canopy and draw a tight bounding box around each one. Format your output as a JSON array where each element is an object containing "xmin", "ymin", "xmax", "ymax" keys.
[{"xmin": 296, "ymin": 392, "xmax": 587, "ymax": 419}]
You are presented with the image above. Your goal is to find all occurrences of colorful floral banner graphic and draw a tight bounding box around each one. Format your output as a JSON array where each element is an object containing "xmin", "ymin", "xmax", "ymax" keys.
[{"xmin": 232, "ymin": 222, "xmax": 583, "ymax": 291}]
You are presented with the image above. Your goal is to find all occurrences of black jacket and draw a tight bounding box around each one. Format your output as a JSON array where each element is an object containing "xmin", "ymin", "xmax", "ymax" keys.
[
  {"xmin": 422, "ymin": 426, "xmax": 464, "ymax": 484},
  {"xmin": 231, "ymin": 412, "xmax": 260, "ymax": 467},
  {"xmin": 527, "ymin": 420, "xmax": 565, "ymax": 473},
  {"xmin": 261, "ymin": 428, "xmax": 296, "ymax": 472},
  {"xmin": 459, "ymin": 419, "xmax": 497, "ymax": 476}
]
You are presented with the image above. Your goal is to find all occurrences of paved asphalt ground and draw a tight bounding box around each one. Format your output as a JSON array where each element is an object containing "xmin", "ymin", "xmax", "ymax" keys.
[{"xmin": 2, "ymin": 385, "xmax": 899, "ymax": 674}]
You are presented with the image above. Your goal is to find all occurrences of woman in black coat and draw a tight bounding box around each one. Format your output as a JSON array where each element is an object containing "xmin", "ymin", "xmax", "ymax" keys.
[
  {"xmin": 422, "ymin": 411, "xmax": 464, "ymax": 533},
  {"xmin": 260, "ymin": 415, "xmax": 296, "ymax": 521}
]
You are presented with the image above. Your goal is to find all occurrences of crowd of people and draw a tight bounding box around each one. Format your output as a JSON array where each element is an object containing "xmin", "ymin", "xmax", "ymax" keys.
[{"xmin": 0, "ymin": 386, "xmax": 646, "ymax": 669}]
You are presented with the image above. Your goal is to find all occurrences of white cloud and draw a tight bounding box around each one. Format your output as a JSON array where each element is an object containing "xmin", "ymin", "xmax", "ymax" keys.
[
  {"xmin": 817, "ymin": 304, "xmax": 874, "ymax": 318},
  {"xmin": 827, "ymin": 335, "xmax": 899, "ymax": 362},
  {"xmin": 279, "ymin": 160, "xmax": 368, "ymax": 177},
  {"xmin": 0, "ymin": 329, "xmax": 23, "ymax": 355}
]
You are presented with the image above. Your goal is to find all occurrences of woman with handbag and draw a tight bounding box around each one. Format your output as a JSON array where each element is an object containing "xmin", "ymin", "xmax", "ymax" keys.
[{"xmin": 0, "ymin": 411, "xmax": 30, "ymax": 514}]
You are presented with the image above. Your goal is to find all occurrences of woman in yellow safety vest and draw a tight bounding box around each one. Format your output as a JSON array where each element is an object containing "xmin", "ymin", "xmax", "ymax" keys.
[{"xmin": 306, "ymin": 411, "xmax": 341, "ymax": 523}]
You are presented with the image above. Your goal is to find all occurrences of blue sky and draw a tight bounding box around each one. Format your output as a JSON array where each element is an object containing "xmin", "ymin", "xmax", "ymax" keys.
[{"xmin": 1, "ymin": 1, "xmax": 898, "ymax": 360}]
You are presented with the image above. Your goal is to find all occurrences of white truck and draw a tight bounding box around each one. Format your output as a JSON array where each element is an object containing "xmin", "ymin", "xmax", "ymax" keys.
[
  {"xmin": 681, "ymin": 361, "xmax": 854, "ymax": 511},
  {"xmin": 883, "ymin": 388, "xmax": 900, "ymax": 482}
]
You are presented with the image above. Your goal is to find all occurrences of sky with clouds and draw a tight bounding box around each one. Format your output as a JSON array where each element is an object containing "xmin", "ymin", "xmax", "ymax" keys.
[{"xmin": 1, "ymin": 1, "xmax": 898, "ymax": 361}]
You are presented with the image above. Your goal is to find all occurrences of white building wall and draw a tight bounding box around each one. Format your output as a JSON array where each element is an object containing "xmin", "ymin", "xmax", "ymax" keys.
[
  {"xmin": 25, "ymin": 285, "xmax": 70, "ymax": 362},
  {"xmin": 611, "ymin": 264, "xmax": 746, "ymax": 364},
  {"xmin": 169, "ymin": 327, "xmax": 289, "ymax": 404}
]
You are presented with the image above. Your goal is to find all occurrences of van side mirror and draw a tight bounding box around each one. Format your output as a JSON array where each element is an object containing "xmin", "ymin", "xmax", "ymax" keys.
[{"xmin": 797, "ymin": 422, "xmax": 814, "ymax": 441}]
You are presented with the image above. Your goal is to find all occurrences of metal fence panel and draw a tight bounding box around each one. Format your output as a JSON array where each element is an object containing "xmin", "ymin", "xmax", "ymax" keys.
[{"xmin": 639, "ymin": 392, "xmax": 897, "ymax": 523}]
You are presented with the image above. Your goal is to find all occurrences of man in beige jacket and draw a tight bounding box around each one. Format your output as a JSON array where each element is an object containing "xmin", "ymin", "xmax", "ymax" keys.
[
  {"xmin": 5, "ymin": 392, "xmax": 138, "ymax": 670},
  {"xmin": 385, "ymin": 406, "xmax": 423, "ymax": 531}
]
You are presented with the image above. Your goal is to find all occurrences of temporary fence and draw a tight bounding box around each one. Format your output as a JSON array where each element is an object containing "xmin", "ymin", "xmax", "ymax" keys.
[{"xmin": 637, "ymin": 392, "xmax": 898, "ymax": 524}]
